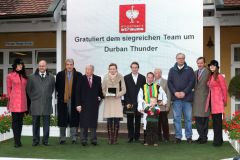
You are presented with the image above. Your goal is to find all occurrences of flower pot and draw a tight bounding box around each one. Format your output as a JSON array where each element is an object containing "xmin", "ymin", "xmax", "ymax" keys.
[
  {"xmin": 0, "ymin": 129, "xmax": 13, "ymax": 142},
  {"xmin": 229, "ymin": 139, "xmax": 240, "ymax": 153}
]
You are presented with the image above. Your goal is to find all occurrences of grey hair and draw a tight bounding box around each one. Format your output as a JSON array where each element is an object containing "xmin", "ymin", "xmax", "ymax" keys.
[
  {"xmin": 86, "ymin": 64, "xmax": 94, "ymax": 71},
  {"xmin": 65, "ymin": 59, "xmax": 74, "ymax": 65},
  {"xmin": 176, "ymin": 53, "xmax": 185, "ymax": 59},
  {"xmin": 154, "ymin": 68, "xmax": 162, "ymax": 74}
]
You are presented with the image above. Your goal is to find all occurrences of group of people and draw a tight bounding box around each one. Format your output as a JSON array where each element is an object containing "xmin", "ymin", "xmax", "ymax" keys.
[{"xmin": 6, "ymin": 52, "xmax": 227, "ymax": 148}]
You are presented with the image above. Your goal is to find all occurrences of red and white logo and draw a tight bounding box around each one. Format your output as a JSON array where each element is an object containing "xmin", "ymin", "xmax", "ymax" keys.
[{"xmin": 119, "ymin": 4, "xmax": 146, "ymax": 33}]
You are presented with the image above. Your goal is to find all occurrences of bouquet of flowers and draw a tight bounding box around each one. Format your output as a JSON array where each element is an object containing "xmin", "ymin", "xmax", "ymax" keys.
[
  {"xmin": 0, "ymin": 94, "xmax": 8, "ymax": 106},
  {"xmin": 0, "ymin": 112, "xmax": 11, "ymax": 134},
  {"xmin": 224, "ymin": 110, "xmax": 240, "ymax": 140}
]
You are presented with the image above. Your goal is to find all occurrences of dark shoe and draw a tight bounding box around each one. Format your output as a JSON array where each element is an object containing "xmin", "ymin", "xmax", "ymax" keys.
[
  {"xmin": 91, "ymin": 142, "xmax": 97, "ymax": 146},
  {"xmin": 174, "ymin": 138, "xmax": 181, "ymax": 144},
  {"xmin": 32, "ymin": 142, "xmax": 39, "ymax": 146},
  {"xmin": 14, "ymin": 143, "xmax": 22, "ymax": 148},
  {"xmin": 199, "ymin": 140, "xmax": 207, "ymax": 144},
  {"xmin": 128, "ymin": 138, "xmax": 133, "ymax": 143},
  {"xmin": 187, "ymin": 138, "xmax": 192, "ymax": 144},
  {"xmin": 82, "ymin": 142, "xmax": 88, "ymax": 146},
  {"xmin": 213, "ymin": 142, "xmax": 222, "ymax": 147},
  {"xmin": 163, "ymin": 139, "xmax": 170, "ymax": 143},
  {"xmin": 42, "ymin": 142, "xmax": 49, "ymax": 146},
  {"xmin": 194, "ymin": 138, "xmax": 201, "ymax": 143},
  {"xmin": 59, "ymin": 140, "xmax": 66, "ymax": 145},
  {"xmin": 72, "ymin": 140, "xmax": 76, "ymax": 144}
]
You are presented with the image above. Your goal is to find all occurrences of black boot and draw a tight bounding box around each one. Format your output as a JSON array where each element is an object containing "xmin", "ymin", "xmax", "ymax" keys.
[
  {"xmin": 107, "ymin": 123, "xmax": 113, "ymax": 144},
  {"xmin": 113, "ymin": 123, "xmax": 119, "ymax": 144}
]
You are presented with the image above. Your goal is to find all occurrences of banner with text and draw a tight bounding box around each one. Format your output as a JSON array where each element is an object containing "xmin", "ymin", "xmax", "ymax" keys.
[{"xmin": 67, "ymin": 0, "xmax": 203, "ymax": 77}]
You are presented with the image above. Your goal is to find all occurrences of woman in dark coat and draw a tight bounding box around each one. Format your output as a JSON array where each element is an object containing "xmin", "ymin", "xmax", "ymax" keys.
[{"xmin": 55, "ymin": 59, "xmax": 82, "ymax": 144}]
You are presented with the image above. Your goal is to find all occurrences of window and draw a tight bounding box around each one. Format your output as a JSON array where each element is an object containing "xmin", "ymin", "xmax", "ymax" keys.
[
  {"xmin": 236, "ymin": 68, "xmax": 240, "ymax": 76},
  {"xmin": 234, "ymin": 47, "xmax": 240, "ymax": 62},
  {"xmin": 36, "ymin": 51, "xmax": 56, "ymax": 64},
  {"xmin": 236, "ymin": 104, "xmax": 240, "ymax": 111},
  {"xmin": 48, "ymin": 69, "xmax": 56, "ymax": 75},
  {"xmin": 0, "ymin": 69, "xmax": 3, "ymax": 94},
  {"xmin": 0, "ymin": 52, "xmax": 3, "ymax": 64},
  {"xmin": 9, "ymin": 51, "xmax": 33, "ymax": 64}
]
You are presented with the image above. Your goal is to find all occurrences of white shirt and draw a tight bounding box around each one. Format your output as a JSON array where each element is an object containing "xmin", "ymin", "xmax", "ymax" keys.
[
  {"xmin": 137, "ymin": 84, "xmax": 168, "ymax": 111},
  {"xmin": 177, "ymin": 65, "xmax": 184, "ymax": 70},
  {"xmin": 155, "ymin": 78, "xmax": 162, "ymax": 86},
  {"xmin": 39, "ymin": 71, "xmax": 47, "ymax": 78},
  {"xmin": 131, "ymin": 73, "xmax": 138, "ymax": 84}
]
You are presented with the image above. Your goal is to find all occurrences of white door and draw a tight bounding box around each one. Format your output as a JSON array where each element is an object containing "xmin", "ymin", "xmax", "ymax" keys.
[{"xmin": 231, "ymin": 44, "xmax": 240, "ymax": 117}]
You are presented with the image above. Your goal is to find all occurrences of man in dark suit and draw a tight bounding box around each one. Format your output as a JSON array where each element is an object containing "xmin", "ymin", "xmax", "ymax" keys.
[
  {"xmin": 193, "ymin": 57, "xmax": 210, "ymax": 144},
  {"xmin": 55, "ymin": 59, "xmax": 82, "ymax": 145},
  {"xmin": 124, "ymin": 62, "xmax": 146, "ymax": 143},
  {"xmin": 76, "ymin": 64, "xmax": 103, "ymax": 146}
]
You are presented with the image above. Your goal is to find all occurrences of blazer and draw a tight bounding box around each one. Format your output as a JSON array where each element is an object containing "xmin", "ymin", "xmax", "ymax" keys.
[
  {"xmin": 124, "ymin": 73, "xmax": 146, "ymax": 112},
  {"xmin": 79, "ymin": 74, "xmax": 103, "ymax": 128},
  {"xmin": 193, "ymin": 68, "xmax": 210, "ymax": 117},
  {"xmin": 155, "ymin": 78, "xmax": 171, "ymax": 111}
]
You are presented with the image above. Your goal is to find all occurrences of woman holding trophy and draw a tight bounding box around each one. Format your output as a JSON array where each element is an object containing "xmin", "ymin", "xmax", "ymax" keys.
[{"xmin": 102, "ymin": 63, "xmax": 126, "ymax": 144}]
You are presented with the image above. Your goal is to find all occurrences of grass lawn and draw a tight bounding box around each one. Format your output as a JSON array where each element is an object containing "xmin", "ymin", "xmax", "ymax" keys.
[{"xmin": 0, "ymin": 137, "xmax": 238, "ymax": 160}]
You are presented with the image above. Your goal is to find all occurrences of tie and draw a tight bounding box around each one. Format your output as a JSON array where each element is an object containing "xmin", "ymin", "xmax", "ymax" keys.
[
  {"xmin": 68, "ymin": 72, "xmax": 71, "ymax": 81},
  {"xmin": 88, "ymin": 77, "xmax": 92, "ymax": 88},
  {"xmin": 41, "ymin": 73, "xmax": 44, "ymax": 79},
  {"xmin": 198, "ymin": 69, "xmax": 202, "ymax": 80}
]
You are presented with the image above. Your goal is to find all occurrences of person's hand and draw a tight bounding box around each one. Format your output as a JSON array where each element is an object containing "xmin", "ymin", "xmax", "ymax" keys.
[
  {"xmin": 165, "ymin": 106, "xmax": 170, "ymax": 112},
  {"xmin": 179, "ymin": 92, "xmax": 185, "ymax": 98},
  {"xmin": 76, "ymin": 106, "xmax": 82, "ymax": 112},
  {"xmin": 174, "ymin": 92, "xmax": 181, "ymax": 98},
  {"xmin": 157, "ymin": 100, "xmax": 163, "ymax": 106},
  {"xmin": 224, "ymin": 102, "xmax": 227, "ymax": 107}
]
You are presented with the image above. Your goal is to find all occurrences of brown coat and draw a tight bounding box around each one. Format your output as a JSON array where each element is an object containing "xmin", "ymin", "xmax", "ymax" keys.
[
  {"xmin": 193, "ymin": 67, "xmax": 210, "ymax": 117},
  {"xmin": 102, "ymin": 73, "xmax": 126, "ymax": 118},
  {"xmin": 155, "ymin": 78, "xmax": 171, "ymax": 111}
]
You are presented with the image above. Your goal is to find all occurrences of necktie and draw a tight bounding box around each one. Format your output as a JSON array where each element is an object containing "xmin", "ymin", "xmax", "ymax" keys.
[
  {"xmin": 68, "ymin": 72, "xmax": 71, "ymax": 81},
  {"xmin": 198, "ymin": 69, "xmax": 202, "ymax": 80},
  {"xmin": 88, "ymin": 77, "xmax": 92, "ymax": 88},
  {"xmin": 41, "ymin": 73, "xmax": 44, "ymax": 79}
]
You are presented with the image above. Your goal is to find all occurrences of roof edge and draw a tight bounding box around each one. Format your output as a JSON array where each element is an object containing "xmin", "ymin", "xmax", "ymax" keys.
[{"xmin": 47, "ymin": 0, "xmax": 62, "ymax": 14}]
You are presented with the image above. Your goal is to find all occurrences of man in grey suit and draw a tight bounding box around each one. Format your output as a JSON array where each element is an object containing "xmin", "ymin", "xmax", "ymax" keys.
[
  {"xmin": 154, "ymin": 68, "xmax": 171, "ymax": 142},
  {"xmin": 193, "ymin": 57, "xmax": 210, "ymax": 144},
  {"xmin": 26, "ymin": 60, "xmax": 55, "ymax": 146}
]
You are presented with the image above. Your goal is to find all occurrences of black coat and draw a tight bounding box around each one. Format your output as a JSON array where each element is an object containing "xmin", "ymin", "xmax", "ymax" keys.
[
  {"xmin": 124, "ymin": 73, "xmax": 146, "ymax": 113},
  {"xmin": 79, "ymin": 75, "xmax": 103, "ymax": 128},
  {"xmin": 55, "ymin": 69, "xmax": 82, "ymax": 127}
]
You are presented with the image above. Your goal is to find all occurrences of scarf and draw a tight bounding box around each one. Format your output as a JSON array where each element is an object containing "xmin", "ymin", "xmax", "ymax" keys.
[{"xmin": 64, "ymin": 70, "xmax": 73, "ymax": 103}]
